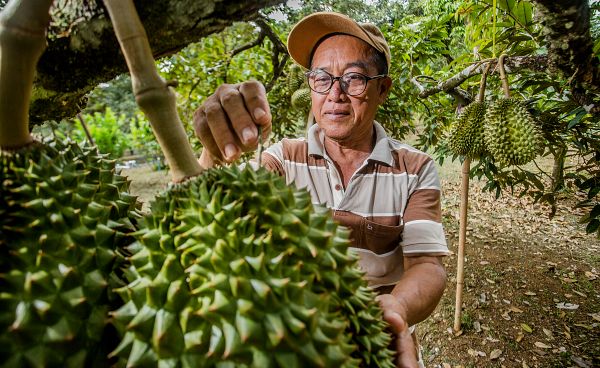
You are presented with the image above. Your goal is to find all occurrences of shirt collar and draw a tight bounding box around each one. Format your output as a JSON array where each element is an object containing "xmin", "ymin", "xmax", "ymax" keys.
[{"xmin": 307, "ymin": 121, "xmax": 394, "ymax": 166}]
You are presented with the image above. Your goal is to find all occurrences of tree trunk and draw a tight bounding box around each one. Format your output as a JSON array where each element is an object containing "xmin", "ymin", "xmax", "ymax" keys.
[{"xmin": 29, "ymin": 0, "xmax": 283, "ymax": 125}]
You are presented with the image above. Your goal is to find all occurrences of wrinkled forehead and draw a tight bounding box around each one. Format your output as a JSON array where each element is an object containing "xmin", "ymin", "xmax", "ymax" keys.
[{"xmin": 309, "ymin": 34, "xmax": 378, "ymax": 71}]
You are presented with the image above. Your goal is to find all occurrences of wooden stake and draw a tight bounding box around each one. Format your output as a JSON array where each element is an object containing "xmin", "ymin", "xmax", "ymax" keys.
[
  {"xmin": 0, "ymin": 0, "xmax": 54, "ymax": 149},
  {"xmin": 103, "ymin": 0, "xmax": 203, "ymax": 183},
  {"xmin": 453, "ymin": 62, "xmax": 492, "ymax": 332},
  {"xmin": 453, "ymin": 156, "xmax": 471, "ymax": 332}
]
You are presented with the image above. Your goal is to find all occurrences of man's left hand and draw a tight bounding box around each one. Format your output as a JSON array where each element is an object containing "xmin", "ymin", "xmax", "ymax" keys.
[{"xmin": 377, "ymin": 294, "xmax": 419, "ymax": 368}]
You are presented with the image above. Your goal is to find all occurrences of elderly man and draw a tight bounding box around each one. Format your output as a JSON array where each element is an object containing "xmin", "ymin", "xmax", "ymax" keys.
[{"xmin": 193, "ymin": 12, "xmax": 449, "ymax": 367}]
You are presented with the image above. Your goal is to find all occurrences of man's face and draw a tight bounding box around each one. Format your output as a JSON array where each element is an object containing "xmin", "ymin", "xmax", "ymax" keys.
[{"xmin": 309, "ymin": 35, "xmax": 391, "ymax": 144}]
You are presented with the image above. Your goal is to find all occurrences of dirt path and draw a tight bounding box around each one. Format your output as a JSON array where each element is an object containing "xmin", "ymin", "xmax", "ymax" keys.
[{"xmin": 121, "ymin": 161, "xmax": 599, "ymax": 368}]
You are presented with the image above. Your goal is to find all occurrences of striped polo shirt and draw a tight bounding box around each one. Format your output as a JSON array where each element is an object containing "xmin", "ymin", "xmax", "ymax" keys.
[{"xmin": 261, "ymin": 122, "xmax": 449, "ymax": 288}]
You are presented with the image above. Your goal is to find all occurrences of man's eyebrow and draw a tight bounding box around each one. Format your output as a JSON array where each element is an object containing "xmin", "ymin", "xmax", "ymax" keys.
[
  {"xmin": 344, "ymin": 61, "xmax": 370, "ymax": 71},
  {"xmin": 312, "ymin": 61, "xmax": 370, "ymax": 72}
]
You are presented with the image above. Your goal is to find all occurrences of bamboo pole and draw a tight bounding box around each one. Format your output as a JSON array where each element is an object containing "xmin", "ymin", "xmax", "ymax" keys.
[
  {"xmin": 103, "ymin": 0, "xmax": 203, "ymax": 183},
  {"xmin": 0, "ymin": 0, "xmax": 54, "ymax": 149},
  {"xmin": 453, "ymin": 63, "xmax": 492, "ymax": 332}
]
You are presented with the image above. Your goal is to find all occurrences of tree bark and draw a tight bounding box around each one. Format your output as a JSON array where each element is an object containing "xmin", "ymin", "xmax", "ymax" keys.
[
  {"xmin": 532, "ymin": 0, "xmax": 600, "ymax": 93},
  {"xmin": 30, "ymin": 0, "xmax": 283, "ymax": 125}
]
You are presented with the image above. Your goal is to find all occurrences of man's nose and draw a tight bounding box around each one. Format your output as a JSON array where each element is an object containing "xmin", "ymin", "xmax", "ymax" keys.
[{"xmin": 328, "ymin": 79, "xmax": 347, "ymax": 101}]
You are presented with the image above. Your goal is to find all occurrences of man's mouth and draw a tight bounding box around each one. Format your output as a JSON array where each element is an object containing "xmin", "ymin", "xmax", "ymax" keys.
[{"xmin": 324, "ymin": 109, "xmax": 350, "ymax": 117}]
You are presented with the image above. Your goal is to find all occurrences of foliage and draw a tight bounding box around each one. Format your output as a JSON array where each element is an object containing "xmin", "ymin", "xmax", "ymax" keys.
[
  {"xmin": 456, "ymin": 0, "xmax": 598, "ymax": 237},
  {"xmin": 128, "ymin": 112, "xmax": 165, "ymax": 167},
  {"xmin": 83, "ymin": 74, "xmax": 138, "ymax": 123},
  {"xmin": 76, "ymin": 108, "xmax": 130, "ymax": 159}
]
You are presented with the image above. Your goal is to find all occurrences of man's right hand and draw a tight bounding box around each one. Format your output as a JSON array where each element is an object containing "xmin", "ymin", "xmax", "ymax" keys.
[{"xmin": 193, "ymin": 81, "xmax": 272, "ymax": 168}]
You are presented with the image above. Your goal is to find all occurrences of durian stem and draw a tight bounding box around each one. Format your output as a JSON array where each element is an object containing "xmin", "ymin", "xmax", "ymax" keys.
[
  {"xmin": 453, "ymin": 63, "xmax": 491, "ymax": 332},
  {"xmin": 453, "ymin": 157, "xmax": 471, "ymax": 332},
  {"xmin": 103, "ymin": 0, "xmax": 203, "ymax": 183},
  {"xmin": 476, "ymin": 63, "xmax": 492, "ymax": 102},
  {"xmin": 498, "ymin": 54, "xmax": 511, "ymax": 98},
  {"xmin": 0, "ymin": 0, "xmax": 53, "ymax": 149}
]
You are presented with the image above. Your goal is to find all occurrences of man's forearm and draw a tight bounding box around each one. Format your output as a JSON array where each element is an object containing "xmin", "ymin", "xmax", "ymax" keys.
[{"xmin": 391, "ymin": 257, "xmax": 447, "ymax": 326}]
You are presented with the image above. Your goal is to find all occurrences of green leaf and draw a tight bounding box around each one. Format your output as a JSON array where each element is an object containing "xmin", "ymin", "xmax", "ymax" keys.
[{"xmin": 586, "ymin": 219, "xmax": 600, "ymax": 234}]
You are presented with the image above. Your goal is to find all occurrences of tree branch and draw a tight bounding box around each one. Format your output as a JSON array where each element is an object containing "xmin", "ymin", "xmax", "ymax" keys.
[
  {"xmin": 224, "ymin": 18, "xmax": 288, "ymax": 93},
  {"xmin": 415, "ymin": 55, "xmax": 548, "ymax": 99}
]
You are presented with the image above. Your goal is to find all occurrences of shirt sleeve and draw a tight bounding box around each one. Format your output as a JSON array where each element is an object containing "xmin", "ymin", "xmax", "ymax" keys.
[
  {"xmin": 260, "ymin": 142, "xmax": 285, "ymax": 176},
  {"xmin": 401, "ymin": 159, "xmax": 449, "ymax": 256}
]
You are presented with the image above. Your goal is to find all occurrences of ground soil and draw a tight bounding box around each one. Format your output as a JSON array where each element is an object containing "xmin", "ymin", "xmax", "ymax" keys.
[{"xmin": 121, "ymin": 159, "xmax": 599, "ymax": 368}]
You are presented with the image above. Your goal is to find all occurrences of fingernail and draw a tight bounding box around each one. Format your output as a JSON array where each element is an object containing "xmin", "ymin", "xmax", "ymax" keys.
[
  {"xmin": 224, "ymin": 144, "xmax": 237, "ymax": 160},
  {"xmin": 242, "ymin": 127, "xmax": 256, "ymax": 143},
  {"xmin": 254, "ymin": 107, "xmax": 266, "ymax": 120}
]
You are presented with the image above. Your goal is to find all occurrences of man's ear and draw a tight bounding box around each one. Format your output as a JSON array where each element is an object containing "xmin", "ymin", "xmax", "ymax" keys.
[{"xmin": 378, "ymin": 76, "xmax": 393, "ymax": 102}]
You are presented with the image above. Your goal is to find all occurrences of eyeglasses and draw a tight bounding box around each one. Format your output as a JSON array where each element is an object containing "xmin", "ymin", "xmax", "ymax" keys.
[{"xmin": 306, "ymin": 70, "xmax": 387, "ymax": 96}]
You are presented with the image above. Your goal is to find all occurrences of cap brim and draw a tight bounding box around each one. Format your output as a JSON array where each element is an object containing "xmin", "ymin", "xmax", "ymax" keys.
[{"xmin": 287, "ymin": 12, "xmax": 375, "ymax": 69}]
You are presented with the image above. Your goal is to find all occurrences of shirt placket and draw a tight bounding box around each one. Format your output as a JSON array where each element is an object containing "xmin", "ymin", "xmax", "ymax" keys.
[{"xmin": 324, "ymin": 157, "xmax": 345, "ymax": 208}]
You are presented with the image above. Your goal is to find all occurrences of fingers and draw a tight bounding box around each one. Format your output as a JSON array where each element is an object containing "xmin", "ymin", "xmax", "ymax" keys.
[
  {"xmin": 193, "ymin": 106, "xmax": 222, "ymax": 161},
  {"xmin": 239, "ymin": 81, "xmax": 272, "ymax": 129},
  {"xmin": 192, "ymin": 81, "xmax": 271, "ymax": 164},
  {"xmin": 378, "ymin": 295, "xmax": 419, "ymax": 368},
  {"xmin": 382, "ymin": 311, "xmax": 419, "ymax": 368}
]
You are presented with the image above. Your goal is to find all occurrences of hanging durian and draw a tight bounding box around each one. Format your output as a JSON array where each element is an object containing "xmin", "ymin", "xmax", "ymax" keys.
[
  {"xmin": 0, "ymin": 1, "xmax": 140, "ymax": 366},
  {"xmin": 104, "ymin": 1, "xmax": 395, "ymax": 367},
  {"xmin": 484, "ymin": 97, "xmax": 542, "ymax": 166},
  {"xmin": 287, "ymin": 63, "xmax": 306, "ymax": 92},
  {"xmin": 291, "ymin": 88, "xmax": 311, "ymax": 110},
  {"xmin": 448, "ymin": 101, "xmax": 487, "ymax": 157}
]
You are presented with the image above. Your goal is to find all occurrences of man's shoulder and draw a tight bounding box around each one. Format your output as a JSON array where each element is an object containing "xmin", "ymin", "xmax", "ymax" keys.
[
  {"xmin": 264, "ymin": 137, "xmax": 308, "ymax": 162},
  {"xmin": 386, "ymin": 138, "xmax": 435, "ymax": 174},
  {"xmin": 387, "ymin": 138, "xmax": 430, "ymax": 157}
]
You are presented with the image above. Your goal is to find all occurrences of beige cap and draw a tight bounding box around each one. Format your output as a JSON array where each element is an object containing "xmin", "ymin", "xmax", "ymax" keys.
[{"xmin": 287, "ymin": 12, "xmax": 391, "ymax": 71}]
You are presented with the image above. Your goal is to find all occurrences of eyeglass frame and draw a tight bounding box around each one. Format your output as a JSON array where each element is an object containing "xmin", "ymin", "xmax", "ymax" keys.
[{"xmin": 305, "ymin": 69, "xmax": 387, "ymax": 96}]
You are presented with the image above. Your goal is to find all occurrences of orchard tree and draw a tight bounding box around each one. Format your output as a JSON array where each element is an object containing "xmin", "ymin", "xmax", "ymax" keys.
[{"xmin": 14, "ymin": 0, "xmax": 600, "ymax": 235}]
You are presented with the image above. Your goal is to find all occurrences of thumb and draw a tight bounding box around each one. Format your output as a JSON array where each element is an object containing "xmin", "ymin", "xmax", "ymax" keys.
[{"xmin": 383, "ymin": 311, "xmax": 419, "ymax": 368}]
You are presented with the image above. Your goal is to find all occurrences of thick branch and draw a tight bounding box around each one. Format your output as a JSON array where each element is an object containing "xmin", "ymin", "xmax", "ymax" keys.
[
  {"xmin": 532, "ymin": 0, "xmax": 600, "ymax": 93},
  {"xmin": 0, "ymin": 0, "xmax": 53, "ymax": 148},
  {"xmin": 104, "ymin": 0, "xmax": 202, "ymax": 182},
  {"xmin": 416, "ymin": 55, "xmax": 548, "ymax": 99},
  {"xmin": 30, "ymin": 0, "xmax": 284, "ymax": 124}
]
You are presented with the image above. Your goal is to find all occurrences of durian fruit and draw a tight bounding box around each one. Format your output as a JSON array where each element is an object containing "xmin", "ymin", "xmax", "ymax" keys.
[
  {"xmin": 0, "ymin": 138, "xmax": 140, "ymax": 367},
  {"xmin": 110, "ymin": 166, "xmax": 395, "ymax": 368},
  {"xmin": 0, "ymin": 2, "xmax": 140, "ymax": 366},
  {"xmin": 448, "ymin": 101, "xmax": 487, "ymax": 157},
  {"xmin": 484, "ymin": 98, "xmax": 543, "ymax": 166},
  {"xmin": 287, "ymin": 64, "xmax": 306, "ymax": 92},
  {"xmin": 291, "ymin": 88, "xmax": 311, "ymax": 110}
]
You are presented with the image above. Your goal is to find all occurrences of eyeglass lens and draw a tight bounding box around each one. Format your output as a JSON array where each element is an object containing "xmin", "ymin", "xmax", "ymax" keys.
[{"xmin": 308, "ymin": 71, "xmax": 367, "ymax": 96}]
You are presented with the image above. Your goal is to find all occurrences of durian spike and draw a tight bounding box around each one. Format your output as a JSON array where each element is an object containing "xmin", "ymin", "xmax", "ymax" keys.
[
  {"xmin": 103, "ymin": 0, "xmax": 203, "ymax": 183},
  {"xmin": 0, "ymin": 0, "xmax": 54, "ymax": 149},
  {"xmin": 498, "ymin": 54, "xmax": 510, "ymax": 98},
  {"xmin": 453, "ymin": 62, "xmax": 491, "ymax": 332}
]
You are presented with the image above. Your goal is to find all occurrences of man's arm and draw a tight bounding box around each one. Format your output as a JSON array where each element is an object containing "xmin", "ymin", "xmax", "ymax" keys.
[{"xmin": 389, "ymin": 255, "xmax": 447, "ymax": 325}]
